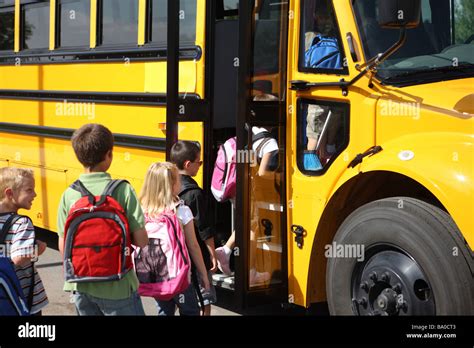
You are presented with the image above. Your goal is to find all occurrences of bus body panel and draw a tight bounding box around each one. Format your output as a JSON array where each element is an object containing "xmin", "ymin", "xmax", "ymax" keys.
[
  {"xmin": 359, "ymin": 132, "xmax": 473, "ymax": 249},
  {"xmin": 0, "ymin": 120, "xmax": 203, "ymax": 232},
  {"xmin": 0, "ymin": 61, "xmax": 200, "ymax": 94}
]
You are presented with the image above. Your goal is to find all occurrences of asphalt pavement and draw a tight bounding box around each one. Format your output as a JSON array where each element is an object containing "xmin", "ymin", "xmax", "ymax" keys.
[{"xmin": 35, "ymin": 229, "xmax": 238, "ymax": 316}]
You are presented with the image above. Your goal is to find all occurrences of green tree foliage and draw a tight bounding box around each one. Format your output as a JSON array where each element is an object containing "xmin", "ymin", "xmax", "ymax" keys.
[
  {"xmin": 455, "ymin": 0, "xmax": 474, "ymax": 43},
  {"xmin": 0, "ymin": 10, "xmax": 14, "ymax": 50}
]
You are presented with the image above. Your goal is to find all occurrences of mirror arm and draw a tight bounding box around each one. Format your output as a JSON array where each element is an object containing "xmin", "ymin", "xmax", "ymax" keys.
[{"xmin": 356, "ymin": 27, "xmax": 407, "ymax": 72}]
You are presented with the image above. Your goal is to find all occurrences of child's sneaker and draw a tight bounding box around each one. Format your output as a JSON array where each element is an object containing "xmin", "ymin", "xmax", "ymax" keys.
[
  {"xmin": 249, "ymin": 269, "xmax": 270, "ymax": 286},
  {"xmin": 215, "ymin": 247, "xmax": 232, "ymax": 275}
]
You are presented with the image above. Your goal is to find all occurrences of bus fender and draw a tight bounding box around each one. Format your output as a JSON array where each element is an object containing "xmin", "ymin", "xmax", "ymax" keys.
[{"xmin": 356, "ymin": 132, "xmax": 473, "ymax": 249}]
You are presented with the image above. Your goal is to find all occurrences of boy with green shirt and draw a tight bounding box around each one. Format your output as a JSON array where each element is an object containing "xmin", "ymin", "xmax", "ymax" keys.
[{"xmin": 57, "ymin": 124, "xmax": 148, "ymax": 315}]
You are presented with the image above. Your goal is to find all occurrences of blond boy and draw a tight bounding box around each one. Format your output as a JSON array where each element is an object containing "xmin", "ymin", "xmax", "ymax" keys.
[{"xmin": 0, "ymin": 167, "xmax": 48, "ymax": 314}]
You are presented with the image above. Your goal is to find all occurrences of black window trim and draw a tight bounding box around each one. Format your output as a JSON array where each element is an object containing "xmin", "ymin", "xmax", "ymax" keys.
[
  {"xmin": 298, "ymin": 0, "xmax": 349, "ymax": 75},
  {"xmin": 0, "ymin": 45, "xmax": 202, "ymax": 65},
  {"xmin": 55, "ymin": 0, "xmax": 91, "ymax": 50},
  {"xmin": 296, "ymin": 98, "xmax": 350, "ymax": 176},
  {"xmin": 0, "ymin": 5, "xmax": 15, "ymax": 53},
  {"xmin": 20, "ymin": 0, "xmax": 50, "ymax": 52}
]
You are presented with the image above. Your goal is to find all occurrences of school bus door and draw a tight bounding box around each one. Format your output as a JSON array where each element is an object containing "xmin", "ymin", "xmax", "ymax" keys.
[{"xmin": 234, "ymin": 0, "xmax": 289, "ymax": 308}]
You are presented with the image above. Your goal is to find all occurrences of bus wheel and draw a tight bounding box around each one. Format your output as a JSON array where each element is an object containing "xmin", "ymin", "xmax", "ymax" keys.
[{"xmin": 326, "ymin": 197, "xmax": 474, "ymax": 315}]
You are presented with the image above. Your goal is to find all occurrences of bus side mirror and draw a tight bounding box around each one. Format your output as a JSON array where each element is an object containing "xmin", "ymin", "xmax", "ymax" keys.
[{"xmin": 377, "ymin": 0, "xmax": 421, "ymax": 29}]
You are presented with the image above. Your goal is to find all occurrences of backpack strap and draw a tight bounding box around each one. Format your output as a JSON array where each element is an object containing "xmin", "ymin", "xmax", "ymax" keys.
[
  {"xmin": 178, "ymin": 177, "xmax": 200, "ymax": 198},
  {"xmin": 0, "ymin": 213, "xmax": 18, "ymax": 245},
  {"xmin": 162, "ymin": 214, "xmax": 188, "ymax": 266},
  {"xmin": 95, "ymin": 180, "xmax": 129, "ymax": 207},
  {"xmin": 252, "ymin": 131, "xmax": 273, "ymax": 144},
  {"xmin": 70, "ymin": 180, "xmax": 95, "ymax": 205},
  {"xmin": 255, "ymin": 136, "xmax": 276, "ymax": 164},
  {"xmin": 102, "ymin": 179, "xmax": 129, "ymax": 197},
  {"xmin": 253, "ymin": 131, "xmax": 275, "ymax": 163},
  {"xmin": 70, "ymin": 179, "xmax": 128, "ymax": 207},
  {"xmin": 179, "ymin": 186, "xmax": 200, "ymax": 198}
]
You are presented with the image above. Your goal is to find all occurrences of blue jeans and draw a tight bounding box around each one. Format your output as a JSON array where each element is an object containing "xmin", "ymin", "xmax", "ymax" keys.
[
  {"xmin": 73, "ymin": 291, "xmax": 145, "ymax": 316},
  {"xmin": 155, "ymin": 284, "xmax": 200, "ymax": 316}
]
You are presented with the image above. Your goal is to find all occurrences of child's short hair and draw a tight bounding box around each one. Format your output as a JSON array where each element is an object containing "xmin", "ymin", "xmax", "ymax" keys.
[
  {"xmin": 0, "ymin": 167, "xmax": 34, "ymax": 200},
  {"xmin": 71, "ymin": 124, "xmax": 114, "ymax": 168},
  {"xmin": 140, "ymin": 162, "xmax": 179, "ymax": 217},
  {"xmin": 170, "ymin": 141, "xmax": 201, "ymax": 170}
]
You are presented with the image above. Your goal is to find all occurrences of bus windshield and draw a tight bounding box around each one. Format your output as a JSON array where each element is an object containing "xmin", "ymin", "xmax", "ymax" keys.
[{"xmin": 353, "ymin": 0, "xmax": 474, "ymax": 85}]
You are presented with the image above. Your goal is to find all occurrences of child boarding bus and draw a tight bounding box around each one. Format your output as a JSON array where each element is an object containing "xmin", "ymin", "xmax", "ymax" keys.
[{"xmin": 0, "ymin": 0, "xmax": 472, "ymax": 315}]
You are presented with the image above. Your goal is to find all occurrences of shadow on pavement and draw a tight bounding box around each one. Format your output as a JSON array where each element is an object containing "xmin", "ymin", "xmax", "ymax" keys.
[{"xmin": 215, "ymin": 287, "xmax": 330, "ymax": 315}]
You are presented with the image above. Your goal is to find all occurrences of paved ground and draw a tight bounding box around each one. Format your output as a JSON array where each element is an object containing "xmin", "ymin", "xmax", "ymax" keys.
[
  {"xmin": 35, "ymin": 230, "xmax": 238, "ymax": 316},
  {"xmin": 35, "ymin": 229, "xmax": 329, "ymax": 316}
]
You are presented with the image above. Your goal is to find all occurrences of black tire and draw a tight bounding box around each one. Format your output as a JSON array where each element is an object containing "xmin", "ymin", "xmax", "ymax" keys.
[{"xmin": 326, "ymin": 197, "xmax": 474, "ymax": 315}]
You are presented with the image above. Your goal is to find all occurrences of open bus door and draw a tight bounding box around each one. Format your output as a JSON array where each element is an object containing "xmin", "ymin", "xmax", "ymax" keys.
[
  {"xmin": 165, "ymin": 0, "xmax": 289, "ymax": 311},
  {"xmin": 232, "ymin": 0, "xmax": 289, "ymax": 309}
]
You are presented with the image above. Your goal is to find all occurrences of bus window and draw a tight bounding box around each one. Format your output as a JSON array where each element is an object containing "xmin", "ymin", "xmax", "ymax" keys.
[
  {"xmin": 58, "ymin": 0, "xmax": 90, "ymax": 48},
  {"xmin": 0, "ymin": 1, "xmax": 14, "ymax": 51},
  {"xmin": 299, "ymin": 0, "xmax": 347, "ymax": 74},
  {"xmin": 354, "ymin": 0, "xmax": 474, "ymax": 82},
  {"xmin": 223, "ymin": 0, "xmax": 238, "ymax": 18},
  {"xmin": 100, "ymin": 0, "xmax": 138, "ymax": 46},
  {"xmin": 252, "ymin": 0, "xmax": 288, "ymax": 100},
  {"xmin": 224, "ymin": 0, "xmax": 238, "ymax": 10},
  {"xmin": 148, "ymin": 0, "xmax": 197, "ymax": 45},
  {"xmin": 22, "ymin": 1, "xmax": 50, "ymax": 50},
  {"xmin": 297, "ymin": 100, "xmax": 349, "ymax": 174}
]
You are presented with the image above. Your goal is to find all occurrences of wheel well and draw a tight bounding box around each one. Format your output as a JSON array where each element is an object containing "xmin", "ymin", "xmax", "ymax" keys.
[{"xmin": 307, "ymin": 170, "xmax": 445, "ymax": 305}]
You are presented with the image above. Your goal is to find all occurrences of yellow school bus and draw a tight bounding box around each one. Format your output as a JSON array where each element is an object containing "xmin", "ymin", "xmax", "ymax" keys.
[{"xmin": 0, "ymin": 0, "xmax": 472, "ymax": 315}]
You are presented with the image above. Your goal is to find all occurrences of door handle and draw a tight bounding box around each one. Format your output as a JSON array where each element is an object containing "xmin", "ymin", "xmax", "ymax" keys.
[
  {"xmin": 290, "ymin": 80, "xmax": 312, "ymax": 91},
  {"xmin": 291, "ymin": 225, "xmax": 306, "ymax": 249}
]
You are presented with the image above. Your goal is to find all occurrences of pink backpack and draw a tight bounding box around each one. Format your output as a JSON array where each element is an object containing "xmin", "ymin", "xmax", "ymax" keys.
[
  {"xmin": 211, "ymin": 137, "xmax": 237, "ymax": 202},
  {"xmin": 134, "ymin": 212, "xmax": 191, "ymax": 300}
]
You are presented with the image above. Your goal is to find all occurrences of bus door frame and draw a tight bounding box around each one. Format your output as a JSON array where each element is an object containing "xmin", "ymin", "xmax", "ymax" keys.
[
  {"xmin": 235, "ymin": 0, "xmax": 289, "ymax": 309},
  {"xmin": 165, "ymin": 0, "xmax": 214, "ymax": 194}
]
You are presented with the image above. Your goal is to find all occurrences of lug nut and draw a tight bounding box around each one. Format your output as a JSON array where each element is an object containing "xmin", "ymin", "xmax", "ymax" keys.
[
  {"xmin": 396, "ymin": 300, "xmax": 408, "ymax": 311},
  {"xmin": 392, "ymin": 283, "xmax": 402, "ymax": 293},
  {"xmin": 360, "ymin": 281, "xmax": 369, "ymax": 292},
  {"xmin": 381, "ymin": 272, "xmax": 390, "ymax": 282},
  {"xmin": 358, "ymin": 297, "xmax": 367, "ymax": 307},
  {"xmin": 369, "ymin": 272, "xmax": 378, "ymax": 281}
]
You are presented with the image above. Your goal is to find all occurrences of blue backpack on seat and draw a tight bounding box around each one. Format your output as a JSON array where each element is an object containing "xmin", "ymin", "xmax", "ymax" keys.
[
  {"xmin": 0, "ymin": 214, "xmax": 32, "ymax": 316},
  {"xmin": 305, "ymin": 35, "xmax": 342, "ymax": 69}
]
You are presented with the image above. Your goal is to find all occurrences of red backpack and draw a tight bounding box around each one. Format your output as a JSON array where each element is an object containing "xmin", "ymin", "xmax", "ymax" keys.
[{"xmin": 63, "ymin": 180, "xmax": 133, "ymax": 283}]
